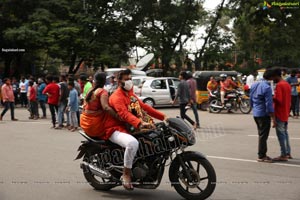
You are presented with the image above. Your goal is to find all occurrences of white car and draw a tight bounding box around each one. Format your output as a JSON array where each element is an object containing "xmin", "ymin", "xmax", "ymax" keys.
[
  {"xmin": 137, "ymin": 77, "xmax": 180, "ymax": 107},
  {"xmin": 132, "ymin": 76, "xmax": 154, "ymax": 96}
]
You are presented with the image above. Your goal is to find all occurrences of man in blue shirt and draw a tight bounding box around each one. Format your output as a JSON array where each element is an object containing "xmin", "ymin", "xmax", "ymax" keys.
[
  {"xmin": 286, "ymin": 70, "xmax": 299, "ymax": 118},
  {"xmin": 250, "ymin": 69, "xmax": 276, "ymax": 163}
]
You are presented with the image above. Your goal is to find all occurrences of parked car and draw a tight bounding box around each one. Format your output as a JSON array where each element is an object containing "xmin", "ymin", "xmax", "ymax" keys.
[
  {"xmin": 138, "ymin": 77, "xmax": 180, "ymax": 107},
  {"xmin": 132, "ymin": 76, "xmax": 154, "ymax": 96}
]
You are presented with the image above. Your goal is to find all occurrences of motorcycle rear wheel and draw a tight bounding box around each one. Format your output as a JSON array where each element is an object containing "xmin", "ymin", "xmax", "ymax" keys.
[
  {"xmin": 82, "ymin": 154, "xmax": 117, "ymax": 191},
  {"xmin": 169, "ymin": 153, "xmax": 216, "ymax": 200}
]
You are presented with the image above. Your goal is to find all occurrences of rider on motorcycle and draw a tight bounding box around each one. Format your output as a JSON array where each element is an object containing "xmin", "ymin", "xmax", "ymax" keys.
[
  {"xmin": 220, "ymin": 74, "xmax": 238, "ymax": 108},
  {"xmin": 80, "ymin": 71, "xmax": 167, "ymax": 191},
  {"xmin": 109, "ymin": 69, "xmax": 168, "ymax": 190},
  {"xmin": 207, "ymin": 76, "xmax": 218, "ymax": 94}
]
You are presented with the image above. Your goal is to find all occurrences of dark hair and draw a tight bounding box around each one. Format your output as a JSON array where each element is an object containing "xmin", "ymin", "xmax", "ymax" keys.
[
  {"xmin": 53, "ymin": 76, "xmax": 59, "ymax": 83},
  {"xmin": 29, "ymin": 80, "xmax": 34, "ymax": 86},
  {"xmin": 80, "ymin": 74, "xmax": 87, "ymax": 81},
  {"xmin": 263, "ymin": 70, "xmax": 272, "ymax": 80},
  {"xmin": 271, "ymin": 67, "xmax": 282, "ymax": 77},
  {"xmin": 179, "ymin": 71, "xmax": 187, "ymax": 80},
  {"xmin": 85, "ymin": 72, "xmax": 106, "ymax": 102},
  {"xmin": 68, "ymin": 81, "xmax": 75, "ymax": 87},
  {"xmin": 118, "ymin": 69, "xmax": 131, "ymax": 81},
  {"xmin": 186, "ymin": 71, "xmax": 193, "ymax": 79},
  {"xmin": 3, "ymin": 78, "xmax": 9, "ymax": 83},
  {"xmin": 61, "ymin": 75, "xmax": 67, "ymax": 82},
  {"xmin": 46, "ymin": 75, "xmax": 53, "ymax": 82}
]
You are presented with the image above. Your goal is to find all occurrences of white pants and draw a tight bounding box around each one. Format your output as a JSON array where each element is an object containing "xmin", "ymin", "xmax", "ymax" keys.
[
  {"xmin": 109, "ymin": 131, "xmax": 139, "ymax": 169},
  {"xmin": 221, "ymin": 91, "xmax": 225, "ymax": 104}
]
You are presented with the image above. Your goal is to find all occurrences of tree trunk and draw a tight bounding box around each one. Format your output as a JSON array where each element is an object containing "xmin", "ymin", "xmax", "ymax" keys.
[
  {"xmin": 196, "ymin": 0, "xmax": 226, "ymax": 70},
  {"xmin": 73, "ymin": 58, "xmax": 84, "ymax": 75},
  {"xmin": 4, "ymin": 56, "xmax": 12, "ymax": 78},
  {"xmin": 68, "ymin": 53, "xmax": 77, "ymax": 74}
]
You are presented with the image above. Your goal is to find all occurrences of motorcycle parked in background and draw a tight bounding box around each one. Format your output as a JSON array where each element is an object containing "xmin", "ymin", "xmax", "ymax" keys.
[{"xmin": 75, "ymin": 118, "xmax": 216, "ymax": 200}]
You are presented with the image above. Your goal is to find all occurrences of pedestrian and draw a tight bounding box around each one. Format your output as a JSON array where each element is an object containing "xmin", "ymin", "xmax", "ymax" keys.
[
  {"xmin": 267, "ymin": 68, "xmax": 292, "ymax": 161},
  {"xmin": 80, "ymin": 74, "xmax": 92, "ymax": 99},
  {"xmin": 297, "ymin": 71, "xmax": 300, "ymax": 117},
  {"xmin": 286, "ymin": 70, "xmax": 299, "ymax": 119},
  {"xmin": 250, "ymin": 70, "xmax": 275, "ymax": 163},
  {"xmin": 172, "ymin": 71, "xmax": 197, "ymax": 129},
  {"xmin": 37, "ymin": 78, "xmax": 47, "ymax": 118},
  {"xmin": 56, "ymin": 75, "xmax": 69, "ymax": 129},
  {"xmin": 0, "ymin": 78, "xmax": 18, "ymax": 121},
  {"xmin": 186, "ymin": 71, "xmax": 200, "ymax": 128},
  {"xmin": 246, "ymin": 72, "xmax": 255, "ymax": 89},
  {"xmin": 43, "ymin": 75, "xmax": 60, "ymax": 128},
  {"xmin": 68, "ymin": 75, "xmax": 82, "ymax": 127},
  {"xmin": 206, "ymin": 76, "xmax": 218, "ymax": 94},
  {"xmin": 11, "ymin": 77, "xmax": 19, "ymax": 106},
  {"xmin": 19, "ymin": 76, "xmax": 28, "ymax": 107},
  {"xmin": 67, "ymin": 82, "xmax": 79, "ymax": 132},
  {"xmin": 28, "ymin": 81, "xmax": 38, "ymax": 120}
]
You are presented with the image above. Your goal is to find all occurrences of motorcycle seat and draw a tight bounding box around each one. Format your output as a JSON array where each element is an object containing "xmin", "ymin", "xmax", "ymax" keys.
[{"xmin": 78, "ymin": 130, "xmax": 107, "ymax": 144}]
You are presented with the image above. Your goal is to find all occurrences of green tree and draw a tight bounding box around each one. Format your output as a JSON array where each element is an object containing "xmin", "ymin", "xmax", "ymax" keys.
[{"xmin": 130, "ymin": 0, "xmax": 206, "ymax": 75}]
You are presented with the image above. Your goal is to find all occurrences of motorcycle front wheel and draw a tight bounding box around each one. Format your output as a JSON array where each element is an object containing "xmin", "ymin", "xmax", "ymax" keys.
[
  {"xmin": 239, "ymin": 98, "xmax": 252, "ymax": 114},
  {"xmin": 169, "ymin": 152, "xmax": 216, "ymax": 200}
]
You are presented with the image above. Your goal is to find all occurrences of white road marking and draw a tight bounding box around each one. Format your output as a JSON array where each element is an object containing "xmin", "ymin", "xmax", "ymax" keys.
[
  {"xmin": 207, "ymin": 155, "xmax": 300, "ymax": 168},
  {"xmin": 247, "ymin": 135, "xmax": 300, "ymax": 140}
]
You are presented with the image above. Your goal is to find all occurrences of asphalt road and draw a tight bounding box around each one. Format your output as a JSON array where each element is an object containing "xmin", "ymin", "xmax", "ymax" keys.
[{"xmin": 0, "ymin": 107, "xmax": 299, "ymax": 200}]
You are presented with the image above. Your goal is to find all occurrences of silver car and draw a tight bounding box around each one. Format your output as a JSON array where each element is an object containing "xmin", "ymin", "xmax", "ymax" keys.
[{"xmin": 137, "ymin": 77, "xmax": 180, "ymax": 107}]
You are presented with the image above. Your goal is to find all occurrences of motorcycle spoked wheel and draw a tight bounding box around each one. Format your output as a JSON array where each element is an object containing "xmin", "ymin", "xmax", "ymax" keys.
[
  {"xmin": 82, "ymin": 154, "xmax": 118, "ymax": 191},
  {"xmin": 169, "ymin": 153, "xmax": 216, "ymax": 200},
  {"xmin": 239, "ymin": 98, "xmax": 252, "ymax": 114},
  {"xmin": 209, "ymin": 99, "xmax": 222, "ymax": 113}
]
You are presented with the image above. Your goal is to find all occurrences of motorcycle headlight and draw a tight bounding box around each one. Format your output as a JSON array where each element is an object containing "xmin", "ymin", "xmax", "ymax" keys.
[
  {"xmin": 186, "ymin": 129, "xmax": 196, "ymax": 145},
  {"xmin": 168, "ymin": 118, "xmax": 196, "ymax": 146}
]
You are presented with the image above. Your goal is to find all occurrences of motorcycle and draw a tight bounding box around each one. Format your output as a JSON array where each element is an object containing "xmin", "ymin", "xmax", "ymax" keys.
[
  {"xmin": 209, "ymin": 88, "xmax": 252, "ymax": 114},
  {"xmin": 75, "ymin": 117, "xmax": 216, "ymax": 200}
]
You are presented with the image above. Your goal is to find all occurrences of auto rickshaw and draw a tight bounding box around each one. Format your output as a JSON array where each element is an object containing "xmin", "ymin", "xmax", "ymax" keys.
[{"xmin": 193, "ymin": 71, "xmax": 241, "ymax": 110}]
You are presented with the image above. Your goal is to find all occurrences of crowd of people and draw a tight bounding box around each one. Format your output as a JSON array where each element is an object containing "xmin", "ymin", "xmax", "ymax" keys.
[{"xmin": 0, "ymin": 74, "xmax": 93, "ymax": 132}]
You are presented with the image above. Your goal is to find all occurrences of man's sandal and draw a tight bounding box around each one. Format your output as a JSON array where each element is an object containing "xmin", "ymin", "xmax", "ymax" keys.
[{"xmin": 120, "ymin": 176, "xmax": 134, "ymax": 191}]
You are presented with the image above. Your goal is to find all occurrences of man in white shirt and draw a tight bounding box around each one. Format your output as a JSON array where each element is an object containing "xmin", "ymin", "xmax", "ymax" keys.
[{"xmin": 246, "ymin": 73, "xmax": 255, "ymax": 89}]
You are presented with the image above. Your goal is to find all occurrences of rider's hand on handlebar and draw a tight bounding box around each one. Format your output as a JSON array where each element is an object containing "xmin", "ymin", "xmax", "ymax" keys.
[{"xmin": 139, "ymin": 121, "xmax": 156, "ymax": 130}]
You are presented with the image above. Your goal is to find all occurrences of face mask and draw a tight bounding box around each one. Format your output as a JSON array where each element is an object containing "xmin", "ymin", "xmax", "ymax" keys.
[{"xmin": 123, "ymin": 80, "xmax": 133, "ymax": 91}]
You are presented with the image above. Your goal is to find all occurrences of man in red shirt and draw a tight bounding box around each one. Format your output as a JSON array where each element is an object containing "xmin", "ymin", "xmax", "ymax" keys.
[
  {"xmin": 28, "ymin": 80, "xmax": 38, "ymax": 120},
  {"xmin": 268, "ymin": 68, "xmax": 292, "ymax": 161},
  {"xmin": 0, "ymin": 78, "xmax": 18, "ymax": 121},
  {"xmin": 43, "ymin": 75, "xmax": 60, "ymax": 128}
]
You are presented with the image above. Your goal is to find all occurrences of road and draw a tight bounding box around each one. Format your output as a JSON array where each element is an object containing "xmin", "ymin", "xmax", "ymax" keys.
[{"xmin": 0, "ymin": 107, "xmax": 299, "ymax": 200}]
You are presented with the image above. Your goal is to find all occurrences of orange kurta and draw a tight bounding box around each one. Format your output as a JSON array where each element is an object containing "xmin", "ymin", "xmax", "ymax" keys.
[
  {"xmin": 80, "ymin": 89, "xmax": 126, "ymax": 140},
  {"xmin": 108, "ymin": 87, "xmax": 165, "ymax": 133}
]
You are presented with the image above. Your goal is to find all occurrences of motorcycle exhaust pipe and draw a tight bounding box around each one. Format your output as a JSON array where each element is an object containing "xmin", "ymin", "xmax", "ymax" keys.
[
  {"xmin": 81, "ymin": 162, "xmax": 112, "ymax": 179},
  {"xmin": 210, "ymin": 104, "xmax": 223, "ymax": 109}
]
